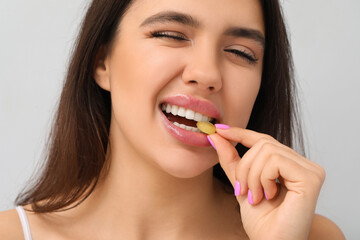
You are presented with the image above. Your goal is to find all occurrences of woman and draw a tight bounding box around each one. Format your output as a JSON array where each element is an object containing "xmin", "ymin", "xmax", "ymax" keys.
[{"xmin": 0, "ymin": 0, "xmax": 345, "ymax": 239}]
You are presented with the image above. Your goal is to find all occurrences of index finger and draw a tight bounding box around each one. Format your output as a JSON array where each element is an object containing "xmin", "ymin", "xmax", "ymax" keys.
[
  {"xmin": 214, "ymin": 124, "xmax": 274, "ymax": 148},
  {"xmin": 207, "ymin": 133, "xmax": 240, "ymax": 186}
]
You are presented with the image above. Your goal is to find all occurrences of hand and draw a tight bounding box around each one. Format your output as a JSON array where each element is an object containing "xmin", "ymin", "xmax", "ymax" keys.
[{"xmin": 208, "ymin": 125, "xmax": 326, "ymax": 240}]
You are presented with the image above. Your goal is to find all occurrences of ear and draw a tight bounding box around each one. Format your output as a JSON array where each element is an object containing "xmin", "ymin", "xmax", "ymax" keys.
[{"xmin": 93, "ymin": 45, "xmax": 111, "ymax": 91}]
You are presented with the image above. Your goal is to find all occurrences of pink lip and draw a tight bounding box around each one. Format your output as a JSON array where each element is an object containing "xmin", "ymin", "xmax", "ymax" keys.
[
  {"xmin": 160, "ymin": 94, "xmax": 221, "ymax": 121},
  {"xmin": 160, "ymin": 110, "xmax": 211, "ymax": 147},
  {"xmin": 159, "ymin": 94, "xmax": 221, "ymax": 147}
]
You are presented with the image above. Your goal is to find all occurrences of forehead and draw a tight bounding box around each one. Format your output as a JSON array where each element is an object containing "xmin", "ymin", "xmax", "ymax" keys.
[{"xmin": 122, "ymin": 0, "xmax": 265, "ymax": 35}]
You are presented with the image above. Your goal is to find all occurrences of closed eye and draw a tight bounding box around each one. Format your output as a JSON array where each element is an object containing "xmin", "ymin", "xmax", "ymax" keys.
[
  {"xmin": 151, "ymin": 31, "xmax": 258, "ymax": 64},
  {"xmin": 150, "ymin": 31, "xmax": 189, "ymax": 41},
  {"xmin": 224, "ymin": 49, "xmax": 258, "ymax": 64}
]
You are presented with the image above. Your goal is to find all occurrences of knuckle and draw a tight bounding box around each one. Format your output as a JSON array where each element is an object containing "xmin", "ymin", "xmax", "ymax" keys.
[
  {"xmin": 260, "ymin": 172, "xmax": 270, "ymax": 186},
  {"xmin": 228, "ymin": 148, "xmax": 240, "ymax": 163},
  {"xmin": 248, "ymin": 167, "xmax": 261, "ymax": 182},
  {"xmin": 318, "ymin": 166, "xmax": 326, "ymax": 183},
  {"xmin": 248, "ymin": 174, "xmax": 261, "ymax": 189},
  {"xmin": 309, "ymin": 170, "xmax": 325, "ymax": 186},
  {"xmin": 258, "ymin": 137, "xmax": 270, "ymax": 146},
  {"xmin": 269, "ymin": 153, "xmax": 282, "ymax": 165},
  {"xmin": 261, "ymin": 142, "xmax": 275, "ymax": 153},
  {"xmin": 262, "ymin": 133, "xmax": 275, "ymax": 141},
  {"xmin": 235, "ymin": 159, "xmax": 248, "ymax": 180},
  {"xmin": 312, "ymin": 163, "xmax": 326, "ymax": 183}
]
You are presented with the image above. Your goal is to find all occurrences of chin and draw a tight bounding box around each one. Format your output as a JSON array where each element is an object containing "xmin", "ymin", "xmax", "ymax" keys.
[{"xmin": 157, "ymin": 154, "xmax": 218, "ymax": 179}]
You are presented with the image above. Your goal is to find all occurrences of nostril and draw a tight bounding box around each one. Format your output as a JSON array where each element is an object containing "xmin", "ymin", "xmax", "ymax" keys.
[{"xmin": 187, "ymin": 80, "xmax": 216, "ymax": 91}]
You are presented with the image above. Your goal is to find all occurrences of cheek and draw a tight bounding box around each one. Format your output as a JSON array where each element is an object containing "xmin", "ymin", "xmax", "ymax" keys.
[
  {"xmin": 109, "ymin": 41, "xmax": 184, "ymax": 104},
  {"xmin": 223, "ymin": 69, "xmax": 261, "ymax": 127},
  {"xmin": 106, "ymin": 39, "xmax": 186, "ymax": 139}
]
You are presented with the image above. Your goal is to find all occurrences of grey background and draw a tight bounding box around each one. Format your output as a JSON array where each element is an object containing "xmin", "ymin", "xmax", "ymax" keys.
[{"xmin": 0, "ymin": 0, "xmax": 359, "ymax": 239}]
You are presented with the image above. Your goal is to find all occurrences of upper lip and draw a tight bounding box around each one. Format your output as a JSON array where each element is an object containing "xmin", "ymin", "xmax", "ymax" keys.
[{"xmin": 160, "ymin": 94, "xmax": 222, "ymax": 122}]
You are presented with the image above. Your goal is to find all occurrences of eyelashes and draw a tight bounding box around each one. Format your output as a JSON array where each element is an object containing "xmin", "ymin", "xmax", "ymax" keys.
[
  {"xmin": 150, "ymin": 31, "xmax": 259, "ymax": 64},
  {"xmin": 150, "ymin": 31, "xmax": 188, "ymax": 41},
  {"xmin": 223, "ymin": 49, "xmax": 258, "ymax": 64}
]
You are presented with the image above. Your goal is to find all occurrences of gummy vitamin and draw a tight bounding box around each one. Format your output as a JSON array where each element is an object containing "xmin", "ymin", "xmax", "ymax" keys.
[{"xmin": 196, "ymin": 121, "xmax": 216, "ymax": 135}]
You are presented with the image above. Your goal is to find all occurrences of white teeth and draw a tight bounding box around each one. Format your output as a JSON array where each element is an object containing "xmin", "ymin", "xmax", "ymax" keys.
[
  {"xmin": 177, "ymin": 107, "xmax": 186, "ymax": 117},
  {"xmin": 161, "ymin": 103, "xmax": 214, "ymax": 123},
  {"xmin": 172, "ymin": 122, "xmax": 200, "ymax": 132},
  {"xmin": 201, "ymin": 115, "xmax": 207, "ymax": 122},
  {"xmin": 185, "ymin": 109, "xmax": 195, "ymax": 120},
  {"xmin": 166, "ymin": 104, "xmax": 172, "ymax": 113},
  {"xmin": 162, "ymin": 103, "xmax": 214, "ymax": 132},
  {"xmin": 171, "ymin": 105, "xmax": 179, "ymax": 116},
  {"xmin": 194, "ymin": 112, "xmax": 203, "ymax": 122}
]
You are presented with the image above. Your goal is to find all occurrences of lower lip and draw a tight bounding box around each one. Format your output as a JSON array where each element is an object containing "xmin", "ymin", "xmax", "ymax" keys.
[{"xmin": 159, "ymin": 109, "xmax": 211, "ymax": 147}]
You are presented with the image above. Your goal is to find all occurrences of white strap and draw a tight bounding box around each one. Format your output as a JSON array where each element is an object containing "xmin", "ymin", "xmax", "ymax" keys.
[{"xmin": 16, "ymin": 206, "xmax": 33, "ymax": 240}]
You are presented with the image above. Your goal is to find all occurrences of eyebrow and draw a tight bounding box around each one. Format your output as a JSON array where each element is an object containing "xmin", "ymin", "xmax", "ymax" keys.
[
  {"xmin": 140, "ymin": 10, "xmax": 201, "ymax": 29},
  {"xmin": 140, "ymin": 11, "xmax": 265, "ymax": 48}
]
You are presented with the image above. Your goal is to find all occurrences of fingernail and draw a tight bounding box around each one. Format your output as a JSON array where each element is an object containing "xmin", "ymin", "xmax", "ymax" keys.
[
  {"xmin": 264, "ymin": 190, "xmax": 268, "ymax": 200},
  {"xmin": 207, "ymin": 135, "xmax": 216, "ymax": 150},
  {"xmin": 248, "ymin": 190, "xmax": 254, "ymax": 205},
  {"xmin": 234, "ymin": 181, "xmax": 241, "ymax": 196},
  {"xmin": 215, "ymin": 124, "xmax": 230, "ymax": 130}
]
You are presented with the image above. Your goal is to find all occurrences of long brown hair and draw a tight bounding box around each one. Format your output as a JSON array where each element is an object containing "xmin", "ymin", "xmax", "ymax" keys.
[{"xmin": 16, "ymin": 0, "xmax": 304, "ymax": 213}]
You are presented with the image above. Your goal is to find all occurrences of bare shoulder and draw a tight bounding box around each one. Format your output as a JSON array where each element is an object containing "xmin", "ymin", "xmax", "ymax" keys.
[
  {"xmin": 308, "ymin": 214, "xmax": 345, "ymax": 240},
  {"xmin": 0, "ymin": 208, "xmax": 24, "ymax": 240}
]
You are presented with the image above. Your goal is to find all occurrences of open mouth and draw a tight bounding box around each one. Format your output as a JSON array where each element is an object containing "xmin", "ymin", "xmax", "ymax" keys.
[{"xmin": 161, "ymin": 103, "xmax": 217, "ymax": 133}]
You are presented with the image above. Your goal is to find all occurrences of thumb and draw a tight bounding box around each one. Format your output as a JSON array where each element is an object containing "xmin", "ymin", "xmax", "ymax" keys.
[{"xmin": 208, "ymin": 133, "xmax": 240, "ymax": 186}]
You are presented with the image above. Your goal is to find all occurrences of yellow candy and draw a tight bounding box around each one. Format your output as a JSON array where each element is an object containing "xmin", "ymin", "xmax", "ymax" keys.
[{"xmin": 196, "ymin": 121, "xmax": 216, "ymax": 135}]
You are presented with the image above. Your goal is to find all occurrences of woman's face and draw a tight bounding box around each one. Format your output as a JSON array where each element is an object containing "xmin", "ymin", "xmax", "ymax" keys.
[{"xmin": 96, "ymin": 0, "xmax": 265, "ymax": 178}]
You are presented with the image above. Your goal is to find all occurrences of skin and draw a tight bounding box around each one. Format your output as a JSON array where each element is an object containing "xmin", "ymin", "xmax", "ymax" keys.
[
  {"xmin": 208, "ymin": 128, "xmax": 342, "ymax": 239},
  {"xmin": 0, "ymin": 0, "xmax": 345, "ymax": 239}
]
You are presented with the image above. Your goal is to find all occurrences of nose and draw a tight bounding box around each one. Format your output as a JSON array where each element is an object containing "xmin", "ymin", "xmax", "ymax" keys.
[{"xmin": 182, "ymin": 43, "xmax": 222, "ymax": 93}]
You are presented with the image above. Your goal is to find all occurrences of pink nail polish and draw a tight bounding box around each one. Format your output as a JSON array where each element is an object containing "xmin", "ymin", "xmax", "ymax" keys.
[
  {"xmin": 234, "ymin": 181, "xmax": 241, "ymax": 196},
  {"xmin": 264, "ymin": 190, "xmax": 268, "ymax": 200},
  {"xmin": 248, "ymin": 190, "xmax": 254, "ymax": 205},
  {"xmin": 207, "ymin": 135, "xmax": 216, "ymax": 150},
  {"xmin": 215, "ymin": 124, "xmax": 230, "ymax": 129}
]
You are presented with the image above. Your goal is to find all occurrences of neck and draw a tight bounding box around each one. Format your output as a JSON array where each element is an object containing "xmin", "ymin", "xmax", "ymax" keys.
[
  {"xmin": 97, "ymin": 142, "xmax": 219, "ymax": 219},
  {"xmin": 72, "ymin": 127, "xmax": 228, "ymax": 239}
]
